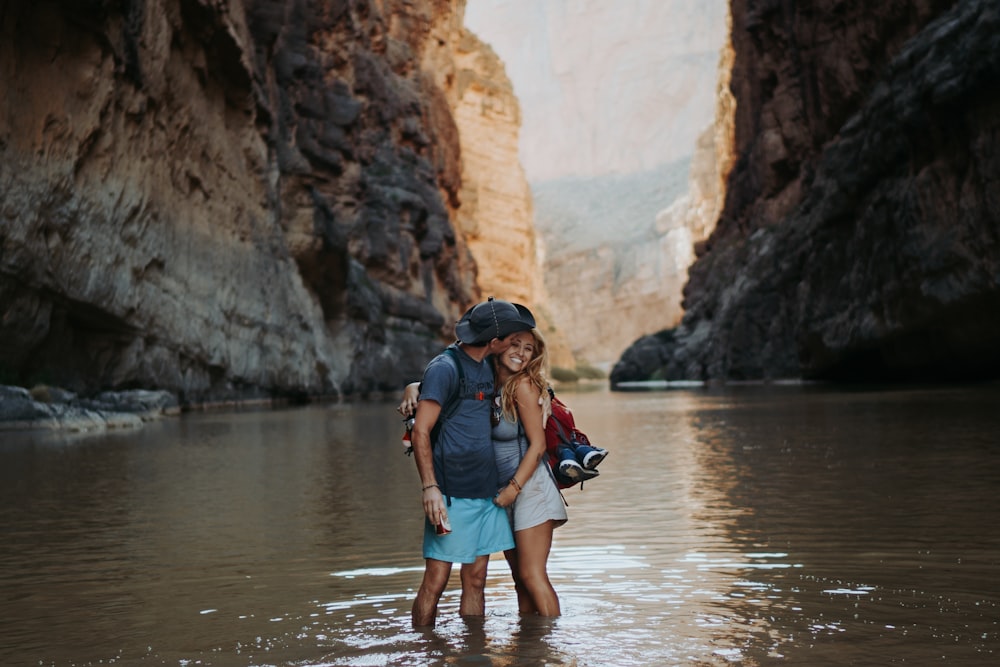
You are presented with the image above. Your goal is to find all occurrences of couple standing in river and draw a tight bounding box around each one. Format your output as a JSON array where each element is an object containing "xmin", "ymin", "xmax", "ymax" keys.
[{"xmin": 397, "ymin": 297, "xmax": 569, "ymax": 628}]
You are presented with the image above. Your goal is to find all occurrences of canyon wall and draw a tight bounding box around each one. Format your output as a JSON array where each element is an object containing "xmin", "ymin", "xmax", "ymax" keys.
[
  {"xmin": 613, "ymin": 0, "xmax": 1000, "ymax": 384},
  {"xmin": 540, "ymin": 32, "xmax": 736, "ymax": 367},
  {"xmin": 0, "ymin": 0, "xmax": 539, "ymax": 402},
  {"xmin": 445, "ymin": 29, "xmax": 569, "ymax": 365},
  {"xmin": 465, "ymin": 0, "xmax": 729, "ymax": 367},
  {"xmin": 465, "ymin": 0, "xmax": 730, "ymax": 183},
  {"xmin": 449, "ymin": 33, "xmax": 534, "ymax": 305}
]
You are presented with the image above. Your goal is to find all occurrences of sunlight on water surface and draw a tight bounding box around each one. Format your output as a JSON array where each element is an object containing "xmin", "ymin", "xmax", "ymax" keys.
[{"xmin": 2, "ymin": 385, "xmax": 999, "ymax": 665}]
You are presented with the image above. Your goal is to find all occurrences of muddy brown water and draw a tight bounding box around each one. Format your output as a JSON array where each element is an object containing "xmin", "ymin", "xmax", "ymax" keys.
[{"xmin": 2, "ymin": 384, "xmax": 998, "ymax": 665}]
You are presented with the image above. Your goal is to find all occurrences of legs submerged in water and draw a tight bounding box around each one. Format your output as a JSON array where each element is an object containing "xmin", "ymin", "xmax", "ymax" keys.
[
  {"xmin": 412, "ymin": 555, "xmax": 492, "ymax": 628},
  {"xmin": 412, "ymin": 558, "xmax": 452, "ymax": 628},
  {"xmin": 505, "ymin": 520, "xmax": 560, "ymax": 617},
  {"xmin": 458, "ymin": 555, "xmax": 490, "ymax": 617},
  {"xmin": 503, "ymin": 547, "xmax": 537, "ymax": 614}
]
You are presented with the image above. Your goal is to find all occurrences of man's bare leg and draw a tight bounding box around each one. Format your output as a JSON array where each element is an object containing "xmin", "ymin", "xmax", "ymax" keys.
[
  {"xmin": 458, "ymin": 555, "xmax": 490, "ymax": 617},
  {"xmin": 412, "ymin": 558, "xmax": 452, "ymax": 628}
]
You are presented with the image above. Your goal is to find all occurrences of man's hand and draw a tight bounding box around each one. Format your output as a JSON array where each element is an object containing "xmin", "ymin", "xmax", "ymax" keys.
[{"xmin": 423, "ymin": 486, "xmax": 447, "ymax": 526}]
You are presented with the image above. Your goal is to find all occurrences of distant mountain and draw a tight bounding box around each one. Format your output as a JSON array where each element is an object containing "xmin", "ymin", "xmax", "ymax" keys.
[
  {"xmin": 464, "ymin": 0, "xmax": 728, "ymax": 182},
  {"xmin": 532, "ymin": 159, "xmax": 692, "ymax": 259},
  {"xmin": 464, "ymin": 0, "xmax": 729, "ymax": 364},
  {"xmin": 533, "ymin": 131, "xmax": 725, "ymax": 367}
]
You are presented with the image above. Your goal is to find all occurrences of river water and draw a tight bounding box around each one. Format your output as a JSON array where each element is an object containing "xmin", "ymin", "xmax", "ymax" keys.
[{"xmin": 1, "ymin": 384, "xmax": 998, "ymax": 666}]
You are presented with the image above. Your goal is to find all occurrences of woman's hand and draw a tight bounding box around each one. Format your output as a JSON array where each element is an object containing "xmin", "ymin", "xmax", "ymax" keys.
[
  {"xmin": 398, "ymin": 381, "xmax": 421, "ymax": 417},
  {"xmin": 494, "ymin": 481, "xmax": 519, "ymax": 508}
]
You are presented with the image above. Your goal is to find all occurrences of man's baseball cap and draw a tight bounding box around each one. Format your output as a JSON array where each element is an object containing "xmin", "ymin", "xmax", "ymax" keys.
[{"xmin": 455, "ymin": 297, "xmax": 536, "ymax": 345}]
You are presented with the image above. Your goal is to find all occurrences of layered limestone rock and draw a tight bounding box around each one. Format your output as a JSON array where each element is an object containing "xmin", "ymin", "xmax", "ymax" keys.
[
  {"xmin": 536, "ymin": 26, "xmax": 734, "ymax": 368},
  {"xmin": 444, "ymin": 28, "xmax": 569, "ymax": 365},
  {"xmin": 613, "ymin": 0, "xmax": 1000, "ymax": 384},
  {"xmin": 449, "ymin": 33, "xmax": 534, "ymax": 305},
  {"xmin": 466, "ymin": 0, "xmax": 729, "ymax": 367},
  {"xmin": 0, "ymin": 0, "xmax": 539, "ymax": 402}
]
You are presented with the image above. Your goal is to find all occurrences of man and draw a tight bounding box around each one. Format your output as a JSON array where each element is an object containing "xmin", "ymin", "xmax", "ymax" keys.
[{"xmin": 409, "ymin": 296, "xmax": 536, "ymax": 628}]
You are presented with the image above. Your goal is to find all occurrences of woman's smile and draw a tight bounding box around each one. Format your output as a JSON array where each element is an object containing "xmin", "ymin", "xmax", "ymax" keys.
[{"xmin": 500, "ymin": 332, "xmax": 535, "ymax": 373}]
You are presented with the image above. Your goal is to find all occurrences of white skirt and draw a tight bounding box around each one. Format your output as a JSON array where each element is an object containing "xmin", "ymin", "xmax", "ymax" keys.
[{"xmin": 511, "ymin": 459, "xmax": 567, "ymax": 532}]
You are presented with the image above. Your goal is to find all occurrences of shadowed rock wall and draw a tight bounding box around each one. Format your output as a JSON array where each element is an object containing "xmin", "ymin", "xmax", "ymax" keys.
[
  {"xmin": 613, "ymin": 0, "xmax": 1000, "ymax": 385},
  {"xmin": 0, "ymin": 0, "xmax": 537, "ymax": 402}
]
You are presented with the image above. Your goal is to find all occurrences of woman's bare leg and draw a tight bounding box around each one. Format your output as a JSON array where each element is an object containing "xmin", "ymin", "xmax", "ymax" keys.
[
  {"xmin": 514, "ymin": 521, "xmax": 560, "ymax": 616},
  {"xmin": 503, "ymin": 547, "xmax": 538, "ymax": 614}
]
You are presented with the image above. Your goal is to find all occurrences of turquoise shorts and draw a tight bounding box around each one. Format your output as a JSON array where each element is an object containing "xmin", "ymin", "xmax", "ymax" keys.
[{"xmin": 422, "ymin": 497, "xmax": 515, "ymax": 564}]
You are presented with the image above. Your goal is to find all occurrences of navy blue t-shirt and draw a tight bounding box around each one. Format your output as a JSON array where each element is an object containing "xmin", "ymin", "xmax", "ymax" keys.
[{"xmin": 419, "ymin": 344, "xmax": 498, "ymax": 499}]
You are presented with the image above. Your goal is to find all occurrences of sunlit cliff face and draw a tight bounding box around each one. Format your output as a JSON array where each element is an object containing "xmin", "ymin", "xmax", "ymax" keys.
[
  {"xmin": 0, "ymin": 0, "xmax": 527, "ymax": 400},
  {"xmin": 444, "ymin": 29, "xmax": 551, "ymax": 350}
]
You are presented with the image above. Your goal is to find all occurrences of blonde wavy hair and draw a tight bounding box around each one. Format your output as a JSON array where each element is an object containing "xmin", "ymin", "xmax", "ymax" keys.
[{"xmin": 495, "ymin": 328, "xmax": 549, "ymax": 423}]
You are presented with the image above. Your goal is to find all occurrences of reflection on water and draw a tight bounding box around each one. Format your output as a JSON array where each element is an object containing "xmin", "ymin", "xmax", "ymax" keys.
[{"xmin": 2, "ymin": 385, "xmax": 999, "ymax": 665}]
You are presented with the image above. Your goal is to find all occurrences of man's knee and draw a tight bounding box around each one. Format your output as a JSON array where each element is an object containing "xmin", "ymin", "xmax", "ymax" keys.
[
  {"xmin": 420, "ymin": 559, "xmax": 452, "ymax": 593},
  {"xmin": 460, "ymin": 558, "xmax": 489, "ymax": 591}
]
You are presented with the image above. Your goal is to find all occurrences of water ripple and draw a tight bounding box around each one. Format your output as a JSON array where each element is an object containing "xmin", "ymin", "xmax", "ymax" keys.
[{"xmin": 2, "ymin": 388, "xmax": 1000, "ymax": 665}]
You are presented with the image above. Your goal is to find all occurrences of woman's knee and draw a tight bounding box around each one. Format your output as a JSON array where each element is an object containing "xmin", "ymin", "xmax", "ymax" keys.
[{"xmin": 517, "ymin": 560, "xmax": 551, "ymax": 587}]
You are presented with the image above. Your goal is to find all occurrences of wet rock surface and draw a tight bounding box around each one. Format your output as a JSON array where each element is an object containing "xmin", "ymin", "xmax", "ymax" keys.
[{"xmin": 0, "ymin": 385, "xmax": 178, "ymax": 432}]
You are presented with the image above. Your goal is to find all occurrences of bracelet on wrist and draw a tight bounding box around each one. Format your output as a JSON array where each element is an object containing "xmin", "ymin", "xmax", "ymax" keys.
[
  {"xmin": 509, "ymin": 478, "xmax": 522, "ymax": 492},
  {"xmin": 422, "ymin": 483, "xmax": 439, "ymax": 492}
]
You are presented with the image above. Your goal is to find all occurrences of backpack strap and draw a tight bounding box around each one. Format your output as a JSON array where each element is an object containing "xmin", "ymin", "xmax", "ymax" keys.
[
  {"xmin": 549, "ymin": 414, "xmax": 575, "ymax": 445},
  {"xmin": 433, "ymin": 346, "xmax": 464, "ymax": 506},
  {"xmin": 404, "ymin": 347, "xmax": 463, "ymax": 455},
  {"xmin": 517, "ymin": 398, "xmax": 570, "ymax": 507},
  {"xmin": 437, "ymin": 347, "xmax": 464, "ymax": 423}
]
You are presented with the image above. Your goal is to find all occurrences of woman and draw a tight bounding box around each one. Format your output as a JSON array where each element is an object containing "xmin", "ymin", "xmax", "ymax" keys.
[
  {"xmin": 399, "ymin": 328, "xmax": 566, "ymax": 616},
  {"xmin": 490, "ymin": 328, "xmax": 567, "ymax": 616}
]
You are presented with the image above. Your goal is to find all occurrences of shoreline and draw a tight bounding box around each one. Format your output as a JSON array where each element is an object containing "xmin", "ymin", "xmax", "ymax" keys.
[{"xmin": 0, "ymin": 384, "xmax": 407, "ymax": 434}]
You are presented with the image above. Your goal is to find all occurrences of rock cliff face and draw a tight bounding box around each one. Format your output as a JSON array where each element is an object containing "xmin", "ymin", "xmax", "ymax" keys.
[
  {"xmin": 445, "ymin": 29, "xmax": 572, "ymax": 366},
  {"xmin": 466, "ymin": 0, "xmax": 730, "ymax": 366},
  {"xmin": 533, "ymin": 20, "xmax": 734, "ymax": 368},
  {"xmin": 449, "ymin": 33, "xmax": 535, "ymax": 305},
  {"xmin": 0, "ymin": 0, "xmax": 538, "ymax": 401},
  {"xmin": 465, "ymin": 0, "xmax": 730, "ymax": 182},
  {"xmin": 537, "ymin": 154, "xmax": 704, "ymax": 367},
  {"xmin": 613, "ymin": 0, "xmax": 1000, "ymax": 384}
]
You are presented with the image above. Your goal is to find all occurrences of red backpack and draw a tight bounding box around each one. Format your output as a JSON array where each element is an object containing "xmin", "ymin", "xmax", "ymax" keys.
[{"xmin": 545, "ymin": 389, "xmax": 606, "ymax": 489}]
